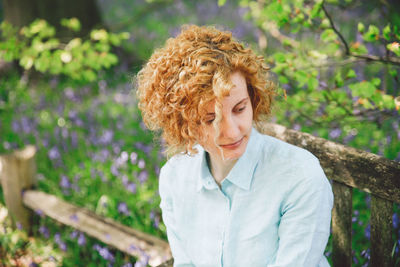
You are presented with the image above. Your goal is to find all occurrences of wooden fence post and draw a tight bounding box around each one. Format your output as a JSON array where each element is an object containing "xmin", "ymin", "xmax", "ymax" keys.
[
  {"xmin": 371, "ymin": 195, "xmax": 393, "ymax": 267},
  {"xmin": 332, "ymin": 180, "xmax": 352, "ymax": 267},
  {"xmin": 0, "ymin": 145, "xmax": 37, "ymax": 233}
]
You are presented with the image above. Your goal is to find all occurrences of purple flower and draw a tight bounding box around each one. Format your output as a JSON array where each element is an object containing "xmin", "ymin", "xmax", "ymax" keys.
[
  {"xmin": 16, "ymin": 221, "xmax": 23, "ymax": 230},
  {"xmin": 60, "ymin": 175, "xmax": 71, "ymax": 189},
  {"xmin": 361, "ymin": 248, "xmax": 370, "ymax": 260},
  {"xmin": 135, "ymin": 142, "xmax": 152, "ymax": 155},
  {"xmin": 120, "ymin": 151, "xmax": 129, "ymax": 162},
  {"xmin": 71, "ymin": 131, "xmax": 78, "ymax": 148},
  {"xmin": 122, "ymin": 263, "xmax": 133, "ymax": 267},
  {"xmin": 138, "ymin": 171, "xmax": 148, "ymax": 184},
  {"xmin": 99, "ymin": 130, "xmax": 114, "ymax": 145},
  {"xmin": 138, "ymin": 159, "xmax": 145, "ymax": 169},
  {"xmin": 111, "ymin": 164, "xmax": 119, "ymax": 177},
  {"xmin": 98, "ymin": 246, "xmax": 115, "ymax": 262},
  {"xmin": 118, "ymin": 202, "xmax": 131, "ymax": 216},
  {"xmin": 130, "ymin": 152, "xmax": 138, "ymax": 164},
  {"xmin": 48, "ymin": 147, "xmax": 61, "ymax": 160},
  {"xmin": 393, "ymin": 213, "xmax": 399, "ymax": 229},
  {"xmin": 39, "ymin": 226, "xmax": 50, "ymax": 238},
  {"xmin": 329, "ymin": 128, "xmax": 341, "ymax": 139},
  {"xmin": 64, "ymin": 87, "xmax": 75, "ymax": 100},
  {"xmin": 127, "ymin": 182, "xmax": 137, "ymax": 194},
  {"xmin": 35, "ymin": 209, "xmax": 44, "ymax": 217},
  {"xmin": 70, "ymin": 230, "xmax": 79, "ymax": 239},
  {"xmin": 154, "ymin": 166, "xmax": 160, "ymax": 176},
  {"xmin": 29, "ymin": 262, "xmax": 39, "ymax": 267},
  {"xmin": 78, "ymin": 232, "xmax": 86, "ymax": 246},
  {"xmin": 54, "ymin": 232, "xmax": 68, "ymax": 251},
  {"xmin": 365, "ymin": 224, "xmax": 371, "ymax": 240}
]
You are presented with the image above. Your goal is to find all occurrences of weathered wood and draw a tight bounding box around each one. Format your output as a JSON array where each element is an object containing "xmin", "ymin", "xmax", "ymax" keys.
[
  {"xmin": 371, "ymin": 195, "xmax": 393, "ymax": 267},
  {"xmin": 331, "ymin": 181, "xmax": 352, "ymax": 267},
  {"xmin": 22, "ymin": 190, "xmax": 172, "ymax": 267},
  {"xmin": 262, "ymin": 123, "xmax": 400, "ymax": 203},
  {"xmin": 0, "ymin": 145, "xmax": 36, "ymax": 232}
]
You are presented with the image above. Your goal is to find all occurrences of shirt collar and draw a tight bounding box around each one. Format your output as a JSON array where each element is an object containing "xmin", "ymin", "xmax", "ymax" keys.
[{"xmin": 196, "ymin": 127, "xmax": 262, "ymax": 192}]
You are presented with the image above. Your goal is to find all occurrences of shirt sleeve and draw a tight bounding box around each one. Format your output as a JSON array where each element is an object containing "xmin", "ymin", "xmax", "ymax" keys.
[
  {"xmin": 159, "ymin": 164, "xmax": 194, "ymax": 267},
  {"xmin": 267, "ymin": 159, "xmax": 334, "ymax": 267}
]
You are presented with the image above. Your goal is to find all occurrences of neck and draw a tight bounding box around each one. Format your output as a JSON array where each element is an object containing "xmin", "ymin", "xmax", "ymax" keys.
[{"xmin": 207, "ymin": 152, "xmax": 238, "ymax": 187}]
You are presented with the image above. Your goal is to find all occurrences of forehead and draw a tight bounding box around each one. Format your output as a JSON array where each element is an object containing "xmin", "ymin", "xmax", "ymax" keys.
[{"xmin": 204, "ymin": 71, "xmax": 248, "ymax": 111}]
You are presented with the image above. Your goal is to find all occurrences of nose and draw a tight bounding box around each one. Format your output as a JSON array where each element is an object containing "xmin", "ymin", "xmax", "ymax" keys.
[{"xmin": 219, "ymin": 115, "xmax": 240, "ymax": 140}]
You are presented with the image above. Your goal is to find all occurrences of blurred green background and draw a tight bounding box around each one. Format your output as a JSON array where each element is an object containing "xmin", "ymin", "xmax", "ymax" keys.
[{"xmin": 0, "ymin": 0, "xmax": 399, "ymax": 266}]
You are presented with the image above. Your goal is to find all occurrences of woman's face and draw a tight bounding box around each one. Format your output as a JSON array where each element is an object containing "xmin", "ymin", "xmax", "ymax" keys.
[{"xmin": 199, "ymin": 71, "xmax": 253, "ymax": 162}]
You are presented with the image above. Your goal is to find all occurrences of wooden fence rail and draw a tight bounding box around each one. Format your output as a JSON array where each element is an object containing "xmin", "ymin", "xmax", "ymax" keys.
[{"xmin": 1, "ymin": 123, "xmax": 400, "ymax": 267}]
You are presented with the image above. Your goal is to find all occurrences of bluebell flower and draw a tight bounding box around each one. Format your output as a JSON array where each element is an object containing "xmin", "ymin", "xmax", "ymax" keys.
[
  {"xmin": 138, "ymin": 171, "xmax": 148, "ymax": 184},
  {"xmin": 60, "ymin": 175, "xmax": 71, "ymax": 189},
  {"xmin": 393, "ymin": 213, "xmax": 399, "ymax": 229},
  {"xmin": 48, "ymin": 147, "xmax": 61, "ymax": 160},
  {"xmin": 130, "ymin": 152, "xmax": 138, "ymax": 164},
  {"xmin": 365, "ymin": 224, "xmax": 371, "ymax": 240},
  {"xmin": 70, "ymin": 230, "xmax": 79, "ymax": 239},
  {"xmin": 39, "ymin": 226, "xmax": 50, "ymax": 239},
  {"xmin": 138, "ymin": 159, "xmax": 146, "ymax": 169},
  {"xmin": 118, "ymin": 202, "xmax": 131, "ymax": 216},
  {"xmin": 98, "ymin": 246, "xmax": 115, "ymax": 262},
  {"xmin": 78, "ymin": 232, "xmax": 86, "ymax": 246},
  {"xmin": 127, "ymin": 182, "xmax": 137, "ymax": 194}
]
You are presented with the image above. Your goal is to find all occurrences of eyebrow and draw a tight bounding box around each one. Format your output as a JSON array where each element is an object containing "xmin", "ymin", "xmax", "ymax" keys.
[{"xmin": 206, "ymin": 97, "xmax": 249, "ymax": 115}]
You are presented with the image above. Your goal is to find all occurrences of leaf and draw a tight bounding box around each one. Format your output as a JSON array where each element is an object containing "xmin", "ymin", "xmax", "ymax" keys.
[
  {"xmin": 294, "ymin": 71, "xmax": 308, "ymax": 87},
  {"xmin": 61, "ymin": 17, "xmax": 81, "ymax": 32},
  {"xmin": 310, "ymin": 0, "xmax": 323, "ymax": 19},
  {"xmin": 383, "ymin": 24, "xmax": 391, "ymax": 41},
  {"xmin": 349, "ymin": 81, "xmax": 376, "ymax": 98},
  {"xmin": 320, "ymin": 29, "xmax": 337, "ymax": 42},
  {"xmin": 91, "ymin": 29, "xmax": 108, "ymax": 42},
  {"xmin": 371, "ymin": 78, "xmax": 381, "ymax": 87},
  {"xmin": 357, "ymin": 22, "xmax": 365, "ymax": 33},
  {"xmin": 335, "ymin": 71, "xmax": 343, "ymax": 87},
  {"xmin": 278, "ymin": 75, "xmax": 289, "ymax": 85},
  {"xmin": 346, "ymin": 69, "xmax": 356, "ymax": 79},
  {"xmin": 362, "ymin": 25, "xmax": 380, "ymax": 42},
  {"xmin": 20, "ymin": 56, "xmax": 34, "ymax": 70},
  {"xmin": 273, "ymin": 52, "xmax": 286, "ymax": 63},
  {"xmin": 218, "ymin": 0, "xmax": 227, "ymax": 6},
  {"xmin": 308, "ymin": 77, "xmax": 319, "ymax": 91},
  {"xmin": 350, "ymin": 42, "xmax": 368, "ymax": 54},
  {"xmin": 387, "ymin": 42, "xmax": 400, "ymax": 56}
]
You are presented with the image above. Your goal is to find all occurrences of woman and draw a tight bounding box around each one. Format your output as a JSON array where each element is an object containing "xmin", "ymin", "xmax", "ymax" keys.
[{"xmin": 137, "ymin": 25, "xmax": 333, "ymax": 267}]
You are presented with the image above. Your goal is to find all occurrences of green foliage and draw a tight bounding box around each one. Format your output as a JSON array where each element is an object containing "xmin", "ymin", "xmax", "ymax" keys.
[{"xmin": 0, "ymin": 18, "xmax": 129, "ymax": 83}]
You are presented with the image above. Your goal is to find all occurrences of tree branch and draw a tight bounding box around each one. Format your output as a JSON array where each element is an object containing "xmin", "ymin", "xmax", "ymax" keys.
[
  {"xmin": 321, "ymin": 2, "xmax": 400, "ymax": 66},
  {"xmin": 321, "ymin": 2, "xmax": 350, "ymax": 55},
  {"xmin": 351, "ymin": 54, "xmax": 400, "ymax": 66}
]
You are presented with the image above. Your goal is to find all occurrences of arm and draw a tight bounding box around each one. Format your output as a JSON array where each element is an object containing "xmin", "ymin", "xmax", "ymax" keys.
[
  {"xmin": 159, "ymin": 165, "xmax": 194, "ymax": 267},
  {"xmin": 268, "ymin": 161, "xmax": 334, "ymax": 267}
]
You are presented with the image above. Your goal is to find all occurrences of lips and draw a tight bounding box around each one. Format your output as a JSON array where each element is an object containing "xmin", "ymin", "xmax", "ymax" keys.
[{"xmin": 219, "ymin": 137, "xmax": 244, "ymax": 149}]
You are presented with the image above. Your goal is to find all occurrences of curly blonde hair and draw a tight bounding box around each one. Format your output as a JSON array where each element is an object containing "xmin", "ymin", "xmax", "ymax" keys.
[{"xmin": 136, "ymin": 25, "xmax": 275, "ymax": 156}]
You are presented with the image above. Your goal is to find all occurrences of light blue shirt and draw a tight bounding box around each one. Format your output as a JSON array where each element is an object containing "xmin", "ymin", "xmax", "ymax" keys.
[{"xmin": 159, "ymin": 128, "xmax": 333, "ymax": 267}]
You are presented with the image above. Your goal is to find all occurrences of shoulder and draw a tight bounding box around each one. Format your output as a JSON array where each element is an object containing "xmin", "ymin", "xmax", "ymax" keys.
[
  {"xmin": 255, "ymin": 130, "xmax": 328, "ymax": 190},
  {"xmin": 159, "ymin": 147, "xmax": 203, "ymax": 193}
]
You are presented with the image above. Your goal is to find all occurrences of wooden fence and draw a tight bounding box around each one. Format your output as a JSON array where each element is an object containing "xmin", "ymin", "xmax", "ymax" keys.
[{"xmin": 1, "ymin": 122, "xmax": 399, "ymax": 267}]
